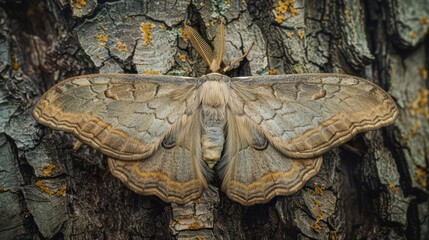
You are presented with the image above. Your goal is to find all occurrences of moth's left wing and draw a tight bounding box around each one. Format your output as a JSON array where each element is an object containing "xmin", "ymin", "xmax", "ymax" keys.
[
  {"xmin": 108, "ymin": 111, "xmax": 209, "ymax": 204},
  {"xmin": 109, "ymin": 149, "xmax": 206, "ymax": 204},
  {"xmin": 32, "ymin": 74, "xmax": 198, "ymax": 161},
  {"xmin": 230, "ymin": 73, "xmax": 398, "ymax": 159}
]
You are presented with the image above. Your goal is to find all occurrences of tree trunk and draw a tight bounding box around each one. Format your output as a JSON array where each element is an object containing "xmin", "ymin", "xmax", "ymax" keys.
[{"xmin": 0, "ymin": 0, "xmax": 428, "ymax": 239}]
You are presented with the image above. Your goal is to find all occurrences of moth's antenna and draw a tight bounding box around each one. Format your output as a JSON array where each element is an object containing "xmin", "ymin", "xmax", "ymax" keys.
[
  {"xmin": 184, "ymin": 20, "xmax": 250, "ymax": 73},
  {"xmin": 184, "ymin": 20, "xmax": 214, "ymax": 71},
  {"xmin": 223, "ymin": 42, "xmax": 254, "ymax": 72},
  {"xmin": 211, "ymin": 22, "xmax": 225, "ymax": 73}
]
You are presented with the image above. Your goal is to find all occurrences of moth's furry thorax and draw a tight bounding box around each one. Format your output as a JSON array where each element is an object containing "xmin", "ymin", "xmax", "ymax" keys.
[{"xmin": 199, "ymin": 80, "xmax": 229, "ymax": 108}]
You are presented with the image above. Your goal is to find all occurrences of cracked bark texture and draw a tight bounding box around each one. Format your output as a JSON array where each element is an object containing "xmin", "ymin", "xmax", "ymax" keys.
[{"xmin": 0, "ymin": 0, "xmax": 428, "ymax": 239}]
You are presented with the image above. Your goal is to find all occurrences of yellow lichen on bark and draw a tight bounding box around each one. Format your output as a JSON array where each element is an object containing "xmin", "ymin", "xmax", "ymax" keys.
[
  {"xmin": 419, "ymin": 66, "xmax": 427, "ymax": 80},
  {"xmin": 115, "ymin": 40, "xmax": 127, "ymax": 52},
  {"xmin": 384, "ymin": 179, "xmax": 398, "ymax": 193},
  {"xmin": 311, "ymin": 183, "xmax": 325, "ymax": 196},
  {"xmin": 415, "ymin": 166, "xmax": 427, "ymax": 188},
  {"xmin": 56, "ymin": 186, "xmax": 67, "ymax": 197},
  {"xmin": 409, "ymin": 121, "xmax": 421, "ymax": 137},
  {"xmin": 420, "ymin": 16, "xmax": 428, "ymax": 25},
  {"xmin": 308, "ymin": 184, "xmax": 326, "ymax": 231},
  {"xmin": 36, "ymin": 180, "xmax": 55, "ymax": 195},
  {"xmin": 10, "ymin": 52, "xmax": 20, "ymax": 70},
  {"xmin": 289, "ymin": 6, "xmax": 298, "ymax": 16},
  {"xmin": 274, "ymin": 0, "xmax": 299, "ymax": 24},
  {"xmin": 286, "ymin": 32, "xmax": 295, "ymax": 38},
  {"xmin": 95, "ymin": 34, "xmax": 108, "ymax": 48},
  {"xmin": 268, "ymin": 69, "xmax": 278, "ymax": 75},
  {"xmin": 143, "ymin": 70, "xmax": 160, "ymax": 75},
  {"xmin": 401, "ymin": 134, "xmax": 408, "ymax": 142},
  {"xmin": 36, "ymin": 180, "xmax": 67, "ymax": 196},
  {"xmin": 275, "ymin": 15, "xmax": 284, "ymax": 24},
  {"xmin": 179, "ymin": 28, "xmax": 190, "ymax": 41},
  {"xmin": 410, "ymin": 88, "xmax": 429, "ymax": 119},
  {"xmin": 188, "ymin": 222, "xmax": 203, "ymax": 230},
  {"xmin": 310, "ymin": 214, "xmax": 324, "ymax": 232},
  {"xmin": 140, "ymin": 22, "xmax": 155, "ymax": 46},
  {"xmin": 42, "ymin": 164, "xmax": 55, "ymax": 177},
  {"xmin": 73, "ymin": 0, "xmax": 87, "ymax": 9},
  {"xmin": 178, "ymin": 52, "xmax": 187, "ymax": 62}
]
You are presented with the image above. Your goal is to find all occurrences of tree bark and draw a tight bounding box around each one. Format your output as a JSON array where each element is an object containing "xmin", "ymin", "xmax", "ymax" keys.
[{"xmin": 0, "ymin": 0, "xmax": 428, "ymax": 239}]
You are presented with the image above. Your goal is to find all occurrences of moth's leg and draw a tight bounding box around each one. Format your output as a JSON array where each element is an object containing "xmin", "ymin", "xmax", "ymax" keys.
[
  {"xmin": 73, "ymin": 140, "xmax": 83, "ymax": 151},
  {"xmin": 223, "ymin": 42, "xmax": 254, "ymax": 72},
  {"xmin": 341, "ymin": 143, "xmax": 364, "ymax": 157}
]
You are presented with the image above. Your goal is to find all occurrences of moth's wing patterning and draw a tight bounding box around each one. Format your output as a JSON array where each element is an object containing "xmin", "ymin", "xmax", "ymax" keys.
[
  {"xmin": 219, "ymin": 114, "xmax": 322, "ymax": 206},
  {"xmin": 230, "ymin": 73, "xmax": 399, "ymax": 159},
  {"xmin": 32, "ymin": 74, "xmax": 198, "ymax": 161},
  {"xmin": 108, "ymin": 110, "xmax": 209, "ymax": 204}
]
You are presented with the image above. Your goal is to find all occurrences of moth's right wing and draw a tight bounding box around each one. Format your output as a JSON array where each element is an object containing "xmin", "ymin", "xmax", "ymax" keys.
[
  {"xmin": 218, "ymin": 114, "xmax": 322, "ymax": 206},
  {"xmin": 219, "ymin": 73, "xmax": 397, "ymax": 205},
  {"xmin": 33, "ymin": 74, "xmax": 199, "ymax": 161},
  {"xmin": 229, "ymin": 74, "xmax": 398, "ymax": 159}
]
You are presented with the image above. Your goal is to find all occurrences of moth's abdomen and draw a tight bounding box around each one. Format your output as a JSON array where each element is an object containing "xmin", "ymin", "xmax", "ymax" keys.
[
  {"xmin": 201, "ymin": 112, "xmax": 226, "ymax": 169},
  {"xmin": 199, "ymin": 80, "xmax": 229, "ymax": 168}
]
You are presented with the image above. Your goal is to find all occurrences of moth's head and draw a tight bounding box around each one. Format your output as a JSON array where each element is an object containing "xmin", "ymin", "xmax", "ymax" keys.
[
  {"xmin": 205, "ymin": 73, "xmax": 230, "ymax": 81},
  {"xmin": 210, "ymin": 60, "xmax": 221, "ymax": 73}
]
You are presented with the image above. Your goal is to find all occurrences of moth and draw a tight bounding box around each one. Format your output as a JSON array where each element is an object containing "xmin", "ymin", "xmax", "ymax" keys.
[{"xmin": 32, "ymin": 22, "xmax": 398, "ymax": 206}]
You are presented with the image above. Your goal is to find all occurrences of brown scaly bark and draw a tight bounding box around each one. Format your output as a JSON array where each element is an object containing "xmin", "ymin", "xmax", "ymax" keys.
[{"xmin": 0, "ymin": 0, "xmax": 428, "ymax": 239}]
